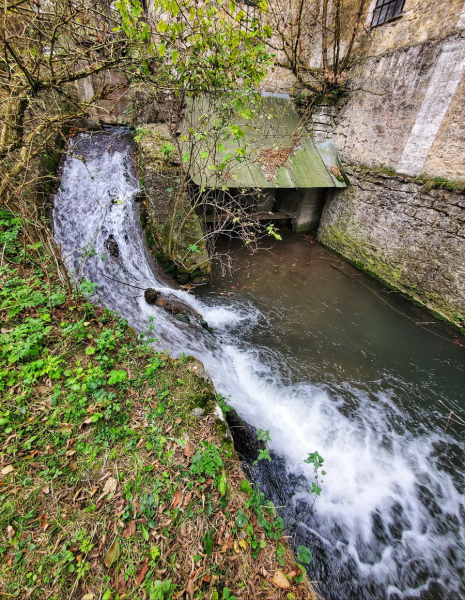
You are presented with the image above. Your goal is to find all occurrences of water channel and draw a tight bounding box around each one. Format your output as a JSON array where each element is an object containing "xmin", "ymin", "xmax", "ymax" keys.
[{"xmin": 53, "ymin": 127, "xmax": 465, "ymax": 600}]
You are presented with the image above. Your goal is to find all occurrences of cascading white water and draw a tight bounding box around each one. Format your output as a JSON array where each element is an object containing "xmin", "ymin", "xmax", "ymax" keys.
[{"xmin": 54, "ymin": 127, "xmax": 464, "ymax": 600}]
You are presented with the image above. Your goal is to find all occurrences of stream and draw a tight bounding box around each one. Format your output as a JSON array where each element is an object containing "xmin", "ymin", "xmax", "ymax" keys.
[{"xmin": 53, "ymin": 127, "xmax": 465, "ymax": 600}]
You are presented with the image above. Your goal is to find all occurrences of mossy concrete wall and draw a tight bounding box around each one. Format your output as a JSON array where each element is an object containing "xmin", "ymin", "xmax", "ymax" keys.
[
  {"xmin": 138, "ymin": 124, "xmax": 210, "ymax": 283},
  {"xmin": 318, "ymin": 166, "xmax": 465, "ymax": 326}
]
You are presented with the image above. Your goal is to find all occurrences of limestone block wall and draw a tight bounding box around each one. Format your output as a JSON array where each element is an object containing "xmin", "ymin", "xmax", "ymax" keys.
[
  {"xmin": 318, "ymin": 166, "xmax": 465, "ymax": 325},
  {"xmin": 310, "ymin": 105, "xmax": 337, "ymax": 142},
  {"xmin": 313, "ymin": 1, "xmax": 465, "ymax": 181},
  {"xmin": 262, "ymin": 0, "xmax": 465, "ymax": 181},
  {"xmin": 76, "ymin": 69, "xmax": 131, "ymax": 124}
]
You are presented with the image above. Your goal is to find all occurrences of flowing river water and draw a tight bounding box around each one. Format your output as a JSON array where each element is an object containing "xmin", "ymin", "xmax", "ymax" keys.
[{"xmin": 53, "ymin": 127, "xmax": 465, "ymax": 600}]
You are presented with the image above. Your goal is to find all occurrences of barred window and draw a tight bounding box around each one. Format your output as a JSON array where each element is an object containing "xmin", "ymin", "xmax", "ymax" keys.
[{"xmin": 371, "ymin": 0, "xmax": 405, "ymax": 27}]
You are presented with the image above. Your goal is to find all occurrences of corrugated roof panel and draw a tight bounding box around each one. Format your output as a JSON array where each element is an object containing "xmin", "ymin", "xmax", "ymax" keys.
[{"xmin": 183, "ymin": 95, "xmax": 346, "ymax": 189}]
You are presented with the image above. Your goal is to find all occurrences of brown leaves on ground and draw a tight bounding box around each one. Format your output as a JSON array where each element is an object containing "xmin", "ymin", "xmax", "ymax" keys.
[
  {"xmin": 104, "ymin": 539, "xmax": 120, "ymax": 568},
  {"xmin": 272, "ymin": 570, "xmax": 291, "ymax": 589},
  {"xmin": 135, "ymin": 558, "xmax": 149, "ymax": 586},
  {"xmin": 185, "ymin": 573, "xmax": 195, "ymax": 599},
  {"xmin": 98, "ymin": 476, "xmax": 117, "ymax": 502},
  {"xmin": 122, "ymin": 520, "xmax": 136, "ymax": 538},
  {"xmin": 184, "ymin": 442, "xmax": 192, "ymax": 457},
  {"xmin": 39, "ymin": 513, "xmax": 48, "ymax": 532},
  {"xmin": 172, "ymin": 490, "xmax": 182, "ymax": 507}
]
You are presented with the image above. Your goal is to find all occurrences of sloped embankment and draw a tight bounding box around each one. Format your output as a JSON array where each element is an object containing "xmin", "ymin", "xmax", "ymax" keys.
[{"xmin": 0, "ymin": 211, "xmax": 317, "ymax": 599}]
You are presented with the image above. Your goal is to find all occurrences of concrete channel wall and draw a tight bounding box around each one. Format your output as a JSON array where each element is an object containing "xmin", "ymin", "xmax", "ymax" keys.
[{"xmin": 318, "ymin": 167, "xmax": 465, "ymax": 325}]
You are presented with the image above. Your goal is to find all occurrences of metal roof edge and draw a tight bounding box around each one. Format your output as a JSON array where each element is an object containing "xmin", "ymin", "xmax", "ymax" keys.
[{"xmin": 314, "ymin": 140, "xmax": 349, "ymax": 188}]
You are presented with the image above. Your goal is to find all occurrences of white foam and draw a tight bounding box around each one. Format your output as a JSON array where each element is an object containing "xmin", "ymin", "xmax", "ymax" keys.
[{"xmin": 54, "ymin": 128, "xmax": 465, "ymax": 599}]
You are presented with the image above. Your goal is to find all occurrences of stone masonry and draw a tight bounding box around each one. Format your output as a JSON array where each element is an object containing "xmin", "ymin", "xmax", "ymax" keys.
[
  {"xmin": 318, "ymin": 166, "xmax": 465, "ymax": 325},
  {"xmin": 310, "ymin": 105, "xmax": 337, "ymax": 142}
]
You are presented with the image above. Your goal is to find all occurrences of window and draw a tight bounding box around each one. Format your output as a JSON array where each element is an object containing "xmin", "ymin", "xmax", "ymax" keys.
[{"xmin": 371, "ymin": 0, "xmax": 405, "ymax": 28}]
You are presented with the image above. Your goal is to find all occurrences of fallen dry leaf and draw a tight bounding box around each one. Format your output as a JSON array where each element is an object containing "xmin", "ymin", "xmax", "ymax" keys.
[
  {"xmin": 122, "ymin": 520, "xmax": 136, "ymax": 538},
  {"xmin": 42, "ymin": 486, "xmax": 50, "ymax": 495},
  {"xmin": 80, "ymin": 417, "xmax": 93, "ymax": 429},
  {"xmin": 271, "ymin": 570, "xmax": 290, "ymax": 589},
  {"xmin": 103, "ymin": 477, "xmax": 117, "ymax": 499},
  {"xmin": 287, "ymin": 570, "xmax": 297, "ymax": 578},
  {"xmin": 172, "ymin": 491, "xmax": 182, "ymax": 508},
  {"xmin": 69, "ymin": 460, "xmax": 78, "ymax": 472},
  {"xmin": 81, "ymin": 594, "xmax": 94, "ymax": 600},
  {"xmin": 1, "ymin": 465, "xmax": 14, "ymax": 476},
  {"xmin": 182, "ymin": 491, "xmax": 192, "ymax": 507},
  {"xmin": 174, "ymin": 417, "xmax": 182, "ymax": 424},
  {"xmin": 184, "ymin": 443, "xmax": 192, "ymax": 458},
  {"xmin": 135, "ymin": 558, "xmax": 149, "ymax": 586},
  {"xmin": 6, "ymin": 525, "xmax": 14, "ymax": 539},
  {"xmin": 104, "ymin": 539, "xmax": 120, "ymax": 568},
  {"xmin": 185, "ymin": 576, "xmax": 194, "ymax": 599},
  {"xmin": 39, "ymin": 514, "xmax": 48, "ymax": 532},
  {"xmin": 117, "ymin": 568, "xmax": 128, "ymax": 591}
]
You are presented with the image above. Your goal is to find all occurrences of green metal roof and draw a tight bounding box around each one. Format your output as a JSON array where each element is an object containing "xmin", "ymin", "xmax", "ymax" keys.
[{"xmin": 182, "ymin": 94, "xmax": 347, "ymax": 189}]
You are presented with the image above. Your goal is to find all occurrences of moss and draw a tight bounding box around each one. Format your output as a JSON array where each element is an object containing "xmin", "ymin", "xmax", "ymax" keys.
[
  {"xmin": 413, "ymin": 175, "xmax": 465, "ymax": 193},
  {"xmin": 319, "ymin": 224, "xmax": 465, "ymax": 332},
  {"xmin": 357, "ymin": 164, "xmax": 397, "ymax": 177},
  {"xmin": 349, "ymin": 163, "xmax": 465, "ymax": 194}
]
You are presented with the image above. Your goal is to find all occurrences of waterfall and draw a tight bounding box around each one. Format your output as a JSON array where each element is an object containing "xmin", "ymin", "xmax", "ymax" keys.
[{"xmin": 54, "ymin": 127, "xmax": 465, "ymax": 600}]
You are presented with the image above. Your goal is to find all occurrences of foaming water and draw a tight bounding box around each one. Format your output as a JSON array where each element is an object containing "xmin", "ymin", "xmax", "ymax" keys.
[
  {"xmin": 54, "ymin": 128, "xmax": 465, "ymax": 600},
  {"xmin": 197, "ymin": 237, "xmax": 465, "ymax": 600}
]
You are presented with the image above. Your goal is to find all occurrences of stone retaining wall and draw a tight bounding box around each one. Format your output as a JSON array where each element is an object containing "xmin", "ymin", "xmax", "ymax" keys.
[
  {"xmin": 138, "ymin": 124, "xmax": 210, "ymax": 283},
  {"xmin": 318, "ymin": 166, "xmax": 465, "ymax": 325}
]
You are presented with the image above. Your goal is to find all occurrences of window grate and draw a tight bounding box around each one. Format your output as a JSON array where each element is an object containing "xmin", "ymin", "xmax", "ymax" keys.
[{"xmin": 371, "ymin": 0, "xmax": 405, "ymax": 28}]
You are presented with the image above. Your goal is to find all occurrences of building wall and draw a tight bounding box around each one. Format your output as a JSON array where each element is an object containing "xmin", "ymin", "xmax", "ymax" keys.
[
  {"xmin": 261, "ymin": 0, "xmax": 465, "ymax": 324},
  {"xmin": 263, "ymin": 0, "xmax": 465, "ymax": 181},
  {"xmin": 338, "ymin": 0, "xmax": 465, "ymax": 179}
]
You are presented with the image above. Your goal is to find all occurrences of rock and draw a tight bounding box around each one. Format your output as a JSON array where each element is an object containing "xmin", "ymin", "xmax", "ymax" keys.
[
  {"xmin": 144, "ymin": 288, "xmax": 211, "ymax": 330},
  {"xmin": 190, "ymin": 408, "xmax": 205, "ymax": 418},
  {"xmin": 191, "ymin": 360, "xmax": 212, "ymax": 383},
  {"xmin": 104, "ymin": 235, "xmax": 120, "ymax": 258},
  {"xmin": 144, "ymin": 288, "xmax": 159, "ymax": 304},
  {"xmin": 225, "ymin": 410, "xmax": 265, "ymax": 463}
]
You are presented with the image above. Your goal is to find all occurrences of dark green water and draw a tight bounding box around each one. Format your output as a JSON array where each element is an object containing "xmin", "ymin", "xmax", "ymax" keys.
[{"xmin": 196, "ymin": 229, "xmax": 465, "ymax": 600}]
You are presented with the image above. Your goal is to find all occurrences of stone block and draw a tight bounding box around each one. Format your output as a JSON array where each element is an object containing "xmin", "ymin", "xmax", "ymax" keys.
[
  {"xmin": 312, "ymin": 123, "xmax": 330, "ymax": 132},
  {"xmin": 414, "ymin": 207, "xmax": 439, "ymax": 224},
  {"xmin": 403, "ymin": 205, "xmax": 417, "ymax": 217},
  {"xmin": 312, "ymin": 114, "xmax": 332, "ymax": 125}
]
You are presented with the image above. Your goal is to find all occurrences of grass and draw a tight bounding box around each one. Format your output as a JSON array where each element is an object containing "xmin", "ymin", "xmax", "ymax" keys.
[{"xmin": 0, "ymin": 211, "xmax": 318, "ymax": 600}]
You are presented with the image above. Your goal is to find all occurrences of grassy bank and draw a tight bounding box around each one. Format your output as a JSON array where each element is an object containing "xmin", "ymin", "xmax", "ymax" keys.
[{"xmin": 0, "ymin": 212, "xmax": 317, "ymax": 600}]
